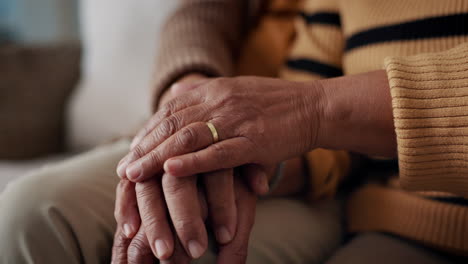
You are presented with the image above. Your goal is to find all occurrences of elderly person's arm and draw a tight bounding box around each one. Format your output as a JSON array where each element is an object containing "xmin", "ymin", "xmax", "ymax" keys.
[{"xmin": 125, "ymin": 42, "xmax": 468, "ymax": 199}]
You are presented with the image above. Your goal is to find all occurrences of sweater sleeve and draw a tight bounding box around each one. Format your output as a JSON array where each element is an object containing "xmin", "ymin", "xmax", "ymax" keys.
[
  {"xmin": 151, "ymin": 0, "xmax": 263, "ymax": 111},
  {"xmin": 385, "ymin": 43, "xmax": 468, "ymax": 198}
]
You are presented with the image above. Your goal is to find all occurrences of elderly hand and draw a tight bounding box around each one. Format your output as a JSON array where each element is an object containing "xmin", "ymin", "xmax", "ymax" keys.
[
  {"xmin": 111, "ymin": 178, "xmax": 197, "ymax": 264},
  {"xmin": 119, "ymin": 76, "xmax": 322, "ymax": 182},
  {"xmin": 112, "ymin": 174, "xmax": 257, "ymax": 264},
  {"xmin": 113, "ymin": 74, "xmax": 265, "ymax": 262}
]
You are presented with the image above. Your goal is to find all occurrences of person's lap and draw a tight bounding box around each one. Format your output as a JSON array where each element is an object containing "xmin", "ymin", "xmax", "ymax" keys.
[{"xmin": 0, "ymin": 140, "xmax": 343, "ymax": 264}]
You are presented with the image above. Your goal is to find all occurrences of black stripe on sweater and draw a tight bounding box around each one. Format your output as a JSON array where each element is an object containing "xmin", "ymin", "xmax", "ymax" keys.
[
  {"xmin": 300, "ymin": 12, "xmax": 341, "ymax": 26},
  {"xmin": 286, "ymin": 59, "xmax": 343, "ymax": 78},
  {"xmin": 346, "ymin": 13, "xmax": 468, "ymax": 51}
]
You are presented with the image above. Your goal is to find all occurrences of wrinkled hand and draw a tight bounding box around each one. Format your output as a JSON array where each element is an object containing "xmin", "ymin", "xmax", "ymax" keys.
[
  {"xmin": 111, "ymin": 178, "xmax": 198, "ymax": 264},
  {"xmin": 120, "ymin": 76, "xmax": 321, "ymax": 182},
  {"xmin": 112, "ymin": 75, "xmax": 263, "ymax": 263},
  {"xmin": 111, "ymin": 174, "xmax": 257, "ymax": 264}
]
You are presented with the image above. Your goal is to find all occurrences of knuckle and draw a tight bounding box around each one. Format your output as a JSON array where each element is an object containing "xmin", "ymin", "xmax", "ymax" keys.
[
  {"xmin": 147, "ymin": 151, "xmax": 161, "ymax": 169},
  {"xmin": 190, "ymin": 153, "xmax": 202, "ymax": 170},
  {"xmin": 162, "ymin": 176, "xmax": 187, "ymax": 196},
  {"xmin": 148, "ymin": 131, "xmax": 160, "ymax": 147},
  {"xmin": 172, "ymin": 217, "xmax": 196, "ymax": 237},
  {"xmin": 159, "ymin": 102, "xmax": 174, "ymax": 118},
  {"xmin": 212, "ymin": 144, "xmax": 229, "ymax": 162},
  {"xmin": 135, "ymin": 182, "xmax": 156, "ymax": 202},
  {"xmin": 141, "ymin": 215, "xmax": 165, "ymax": 230},
  {"xmin": 127, "ymin": 240, "xmax": 148, "ymax": 263},
  {"xmin": 159, "ymin": 116, "xmax": 178, "ymax": 136},
  {"xmin": 113, "ymin": 231, "xmax": 130, "ymax": 249},
  {"xmin": 177, "ymin": 126, "xmax": 197, "ymax": 148},
  {"xmin": 131, "ymin": 145, "xmax": 146, "ymax": 160}
]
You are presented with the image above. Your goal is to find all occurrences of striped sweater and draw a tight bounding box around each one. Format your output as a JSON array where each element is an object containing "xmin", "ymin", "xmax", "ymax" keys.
[{"xmin": 153, "ymin": 0, "xmax": 468, "ymax": 255}]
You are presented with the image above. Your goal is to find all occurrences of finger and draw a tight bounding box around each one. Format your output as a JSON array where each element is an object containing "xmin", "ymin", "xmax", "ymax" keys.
[
  {"xmin": 160, "ymin": 191, "xmax": 207, "ymax": 264},
  {"xmin": 114, "ymin": 179, "xmax": 140, "ymax": 238},
  {"xmin": 217, "ymin": 175, "xmax": 257, "ymax": 264},
  {"xmin": 162, "ymin": 196, "xmax": 198, "ymax": 264},
  {"xmin": 111, "ymin": 228, "xmax": 131, "ymax": 264},
  {"xmin": 203, "ymin": 169, "xmax": 237, "ymax": 244},
  {"xmin": 243, "ymin": 164, "xmax": 271, "ymax": 196},
  {"xmin": 164, "ymin": 137, "xmax": 255, "ymax": 177},
  {"xmin": 135, "ymin": 179, "xmax": 174, "ymax": 260},
  {"xmin": 130, "ymin": 88, "xmax": 205, "ymax": 149},
  {"xmin": 118, "ymin": 100, "xmax": 205, "ymax": 179},
  {"xmin": 127, "ymin": 226, "xmax": 156, "ymax": 264},
  {"xmin": 162, "ymin": 174, "xmax": 208, "ymax": 259},
  {"xmin": 120, "ymin": 106, "xmax": 208, "ymax": 179},
  {"xmin": 161, "ymin": 235, "xmax": 192, "ymax": 264},
  {"xmin": 126, "ymin": 121, "xmax": 218, "ymax": 182}
]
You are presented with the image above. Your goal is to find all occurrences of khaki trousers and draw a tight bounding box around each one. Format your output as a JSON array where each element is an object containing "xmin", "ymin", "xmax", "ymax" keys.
[{"xmin": 0, "ymin": 140, "xmax": 343, "ymax": 264}]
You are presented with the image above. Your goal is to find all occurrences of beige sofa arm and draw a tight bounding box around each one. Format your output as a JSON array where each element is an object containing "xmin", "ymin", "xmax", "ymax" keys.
[{"xmin": 0, "ymin": 44, "xmax": 81, "ymax": 159}]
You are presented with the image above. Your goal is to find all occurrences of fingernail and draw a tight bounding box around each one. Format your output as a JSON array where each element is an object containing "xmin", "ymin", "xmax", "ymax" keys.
[
  {"xmin": 155, "ymin": 239, "xmax": 170, "ymax": 259},
  {"xmin": 126, "ymin": 163, "xmax": 142, "ymax": 180},
  {"xmin": 188, "ymin": 240, "xmax": 204, "ymax": 259},
  {"xmin": 216, "ymin": 226, "xmax": 232, "ymax": 244},
  {"xmin": 258, "ymin": 174, "xmax": 270, "ymax": 194},
  {"xmin": 165, "ymin": 159, "xmax": 182, "ymax": 172},
  {"xmin": 123, "ymin": 224, "xmax": 133, "ymax": 238}
]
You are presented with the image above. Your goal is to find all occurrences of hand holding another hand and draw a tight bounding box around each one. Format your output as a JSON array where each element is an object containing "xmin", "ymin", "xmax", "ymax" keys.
[
  {"xmin": 120, "ymin": 76, "xmax": 322, "ymax": 182},
  {"xmin": 112, "ymin": 74, "xmax": 268, "ymax": 263}
]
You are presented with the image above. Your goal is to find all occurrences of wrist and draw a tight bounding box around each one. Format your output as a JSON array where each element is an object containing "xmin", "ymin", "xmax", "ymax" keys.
[
  {"xmin": 298, "ymin": 80, "xmax": 327, "ymax": 152},
  {"xmin": 312, "ymin": 70, "xmax": 396, "ymax": 156}
]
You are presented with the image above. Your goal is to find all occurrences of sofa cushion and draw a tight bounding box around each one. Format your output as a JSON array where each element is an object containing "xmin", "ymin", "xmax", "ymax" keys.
[{"xmin": 0, "ymin": 45, "xmax": 80, "ymax": 159}]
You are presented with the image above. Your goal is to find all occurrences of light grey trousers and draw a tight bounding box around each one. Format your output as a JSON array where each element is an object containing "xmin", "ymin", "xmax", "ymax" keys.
[{"xmin": 0, "ymin": 140, "xmax": 343, "ymax": 264}]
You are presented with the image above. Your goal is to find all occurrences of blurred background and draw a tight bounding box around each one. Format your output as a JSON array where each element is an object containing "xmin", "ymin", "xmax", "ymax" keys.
[
  {"xmin": 0, "ymin": 0, "xmax": 177, "ymax": 191},
  {"xmin": 0, "ymin": 0, "xmax": 79, "ymax": 44}
]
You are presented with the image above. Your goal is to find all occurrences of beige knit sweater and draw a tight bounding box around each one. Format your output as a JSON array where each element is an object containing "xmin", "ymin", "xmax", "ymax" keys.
[{"xmin": 153, "ymin": 0, "xmax": 468, "ymax": 255}]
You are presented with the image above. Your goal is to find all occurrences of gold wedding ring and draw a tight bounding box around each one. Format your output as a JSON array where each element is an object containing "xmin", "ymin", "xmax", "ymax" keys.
[{"xmin": 206, "ymin": 122, "xmax": 219, "ymax": 143}]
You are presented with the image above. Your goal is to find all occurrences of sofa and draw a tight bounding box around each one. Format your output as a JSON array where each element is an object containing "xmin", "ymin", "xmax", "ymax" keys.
[{"xmin": 0, "ymin": 45, "xmax": 80, "ymax": 191}]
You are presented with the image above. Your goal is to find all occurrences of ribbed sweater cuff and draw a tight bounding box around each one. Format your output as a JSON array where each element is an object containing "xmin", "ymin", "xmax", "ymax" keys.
[{"xmin": 385, "ymin": 43, "xmax": 468, "ymax": 198}]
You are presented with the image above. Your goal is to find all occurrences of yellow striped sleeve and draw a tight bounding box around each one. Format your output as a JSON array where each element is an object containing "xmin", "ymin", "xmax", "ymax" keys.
[{"xmin": 385, "ymin": 42, "xmax": 468, "ymax": 198}]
